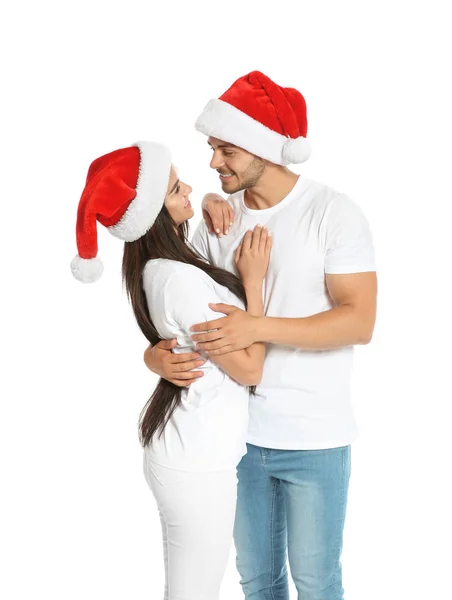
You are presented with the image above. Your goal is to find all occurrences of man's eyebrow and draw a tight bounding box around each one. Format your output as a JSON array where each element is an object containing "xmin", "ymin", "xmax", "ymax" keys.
[
  {"xmin": 207, "ymin": 141, "xmax": 238, "ymax": 149},
  {"xmin": 169, "ymin": 179, "xmax": 180, "ymax": 194}
]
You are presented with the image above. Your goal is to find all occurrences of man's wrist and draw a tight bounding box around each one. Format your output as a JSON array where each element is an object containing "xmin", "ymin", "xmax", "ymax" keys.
[
  {"xmin": 254, "ymin": 315, "xmax": 276, "ymax": 344},
  {"xmin": 252, "ymin": 315, "xmax": 268, "ymax": 343}
]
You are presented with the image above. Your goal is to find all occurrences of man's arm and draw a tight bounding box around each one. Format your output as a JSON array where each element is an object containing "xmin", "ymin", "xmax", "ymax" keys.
[
  {"xmin": 143, "ymin": 339, "xmax": 207, "ymax": 386},
  {"xmin": 257, "ymin": 271, "xmax": 377, "ymax": 350},
  {"xmin": 191, "ymin": 193, "xmax": 377, "ymax": 354},
  {"xmin": 191, "ymin": 271, "xmax": 377, "ymax": 353}
]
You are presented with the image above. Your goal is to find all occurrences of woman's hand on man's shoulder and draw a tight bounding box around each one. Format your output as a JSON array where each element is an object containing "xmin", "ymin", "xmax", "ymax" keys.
[{"xmin": 201, "ymin": 193, "xmax": 235, "ymax": 237}]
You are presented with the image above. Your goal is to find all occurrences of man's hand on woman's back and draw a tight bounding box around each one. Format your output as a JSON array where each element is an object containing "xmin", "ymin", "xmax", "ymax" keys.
[{"xmin": 143, "ymin": 339, "xmax": 206, "ymax": 387}]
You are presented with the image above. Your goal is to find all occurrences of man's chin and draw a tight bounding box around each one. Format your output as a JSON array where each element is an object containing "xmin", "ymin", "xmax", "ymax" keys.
[{"xmin": 221, "ymin": 181, "xmax": 242, "ymax": 194}]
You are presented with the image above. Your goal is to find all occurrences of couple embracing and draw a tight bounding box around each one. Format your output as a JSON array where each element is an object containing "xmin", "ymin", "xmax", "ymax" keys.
[{"xmin": 71, "ymin": 70, "xmax": 377, "ymax": 600}]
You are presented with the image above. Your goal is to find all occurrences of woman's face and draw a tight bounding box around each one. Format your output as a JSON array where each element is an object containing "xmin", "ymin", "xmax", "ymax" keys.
[{"xmin": 164, "ymin": 166, "xmax": 194, "ymax": 225}]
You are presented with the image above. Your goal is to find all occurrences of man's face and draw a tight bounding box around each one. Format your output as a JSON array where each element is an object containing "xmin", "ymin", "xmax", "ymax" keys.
[{"xmin": 208, "ymin": 137, "xmax": 265, "ymax": 194}]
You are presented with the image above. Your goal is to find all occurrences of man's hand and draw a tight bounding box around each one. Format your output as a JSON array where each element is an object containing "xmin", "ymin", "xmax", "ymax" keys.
[
  {"xmin": 190, "ymin": 304, "xmax": 261, "ymax": 356},
  {"xmin": 143, "ymin": 339, "xmax": 206, "ymax": 387},
  {"xmin": 202, "ymin": 193, "xmax": 235, "ymax": 237}
]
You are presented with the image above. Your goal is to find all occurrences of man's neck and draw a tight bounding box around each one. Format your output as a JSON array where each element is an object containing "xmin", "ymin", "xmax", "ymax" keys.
[{"xmin": 243, "ymin": 167, "xmax": 299, "ymax": 211}]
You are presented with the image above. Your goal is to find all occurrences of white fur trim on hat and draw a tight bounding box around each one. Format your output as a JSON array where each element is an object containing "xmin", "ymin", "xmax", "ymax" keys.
[
  {"xmin": 195, "ymin": 99, "xmax": 311, "ymax": 166},
  {"xmin": 107, "ymin": 141, "xmax": 172, "ymax": 242},
  {"xmin": 70, "ymin": 255, "xmax": 104, "ymax": 283}
]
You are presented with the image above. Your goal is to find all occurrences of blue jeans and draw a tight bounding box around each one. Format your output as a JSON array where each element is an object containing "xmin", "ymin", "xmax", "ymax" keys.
[{"xmin": 233, "ymin": 443, "xmax": 351, "ymax": 600}]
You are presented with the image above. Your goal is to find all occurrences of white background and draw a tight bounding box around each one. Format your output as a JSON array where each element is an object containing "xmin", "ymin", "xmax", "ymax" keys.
[{"xmin": 1, "ymin": 1, "xmax": 451, "ymax": 598}]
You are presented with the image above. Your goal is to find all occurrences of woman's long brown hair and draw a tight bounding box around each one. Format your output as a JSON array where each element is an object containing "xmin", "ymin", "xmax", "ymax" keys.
[{"xmin": 122, "ymin": 205, "xmax": 256, "ymax": 448}]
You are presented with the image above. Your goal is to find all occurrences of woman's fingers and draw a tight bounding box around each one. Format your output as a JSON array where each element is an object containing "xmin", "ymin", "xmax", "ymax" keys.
[
  {"xmin": 258, "ymin": 226, "xmax": 268, "ymax": 252},
  {"xmin": 265, "ymin": 231, "xmax": 273, "ymax": 254},
  {"xmin": 242, "ymin": 229, "xmax": 253, "ymax": 250},
  {"xmin": 238, "ymin": 225, "xmax": 271, "ymax": 257},
  {"xmin": 227, "ymin": 204, "xmax": 235, "ymax": 230},
  {"xmin": 234, "ymin": 240, "xmax": 243, "ymax": 264},
  {"xmin": 203, "ymin": 197, "xmax": 233, "ymax": 236},
  {"xmin": 251, "ymin": 224, "xmax": 260, "ymax": 251},
  {"xmin": 222, "ymin": 204, "xmax": 230, "ymax": 235},
  {"xmin": 202, "ymin": 208, "xmax": 215, "ymax": 234}
]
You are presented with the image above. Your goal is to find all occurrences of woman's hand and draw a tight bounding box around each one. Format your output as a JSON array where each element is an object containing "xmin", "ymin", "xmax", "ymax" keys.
[
  {"xmin": 235, "ymin": 225, "xmax": 272, "ymax": 287},
  {"xmin": 202, "ymin": 193, "xmax": 235, "ymax": 236}
]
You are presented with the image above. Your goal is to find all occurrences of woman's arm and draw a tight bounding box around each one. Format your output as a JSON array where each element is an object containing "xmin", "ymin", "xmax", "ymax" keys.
[
  {"xmin": 142, "ymin": 284, "xmax": 264, "ymax": 387},
  {"xmin": 207, "ymin": 284, "xmax": 265, "ymax": 386},
  {"xmin": 205, "ymin": 225, "xmax": 270, "ymax": 386},
  {"xmin": 243, "ymin": 281, "xmax": 266, "ymax": 369}
]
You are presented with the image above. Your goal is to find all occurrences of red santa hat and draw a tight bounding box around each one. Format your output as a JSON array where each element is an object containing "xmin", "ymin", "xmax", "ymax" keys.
[
  {"xmin": 70, "ymin": 141, "xmax": 172, "ymax": 283},
  {"xmin": 195, "ymin": 70, "xmax": 311, "ymax": 166}
]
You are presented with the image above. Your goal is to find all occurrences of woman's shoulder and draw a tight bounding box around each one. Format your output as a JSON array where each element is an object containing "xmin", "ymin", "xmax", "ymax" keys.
[{"xmin": 143, "ymin": 259, "xmax": 215, "ymax": 290}]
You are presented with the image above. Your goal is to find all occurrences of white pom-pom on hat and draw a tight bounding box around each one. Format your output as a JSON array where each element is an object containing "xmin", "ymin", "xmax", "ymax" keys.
[
  {"xmin": 282, "ymin": 136, "xmax": 312, "ymax": 164},
  {"xmin": 70, "ymin": 255, "xmax": 104, "ymax": 283}
]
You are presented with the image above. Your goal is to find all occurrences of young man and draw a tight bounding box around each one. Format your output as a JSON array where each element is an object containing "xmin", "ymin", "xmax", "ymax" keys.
[{"xmin": 144, "ymin": 71, "xmax": 377, "ymax": 600}]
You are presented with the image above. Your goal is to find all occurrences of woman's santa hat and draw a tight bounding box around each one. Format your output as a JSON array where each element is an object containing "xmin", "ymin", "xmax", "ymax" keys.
[
  {"xmin": 195, "ymin": 70, "xmax": 311, "ymax": 165},
  {"xmin": 70, "ymin": 141, "xmax": 171, "ymax": 283}
]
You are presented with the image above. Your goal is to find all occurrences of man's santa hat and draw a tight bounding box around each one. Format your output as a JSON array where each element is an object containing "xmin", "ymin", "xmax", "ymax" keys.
[
  {"xmin": 195, "ymin": 70, "xmax": 311, "ymax": 165},
  {"xmin": 70, "ymin": 141, "xmax": 171, "ymax": 283}
]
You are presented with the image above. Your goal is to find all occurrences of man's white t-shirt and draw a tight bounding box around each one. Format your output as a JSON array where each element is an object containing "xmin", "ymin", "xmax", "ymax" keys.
[
  {"xmin": 191, "ymin": 175, "xmax": 376, "ymax": 450},
  {"xmin": 142, "ymin": 259, "xmax": 249, "ymax": 471}
]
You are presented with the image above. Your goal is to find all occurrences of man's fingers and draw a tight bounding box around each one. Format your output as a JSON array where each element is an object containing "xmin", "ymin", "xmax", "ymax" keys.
[
  {"xmin": 172, "ymin": 359, "xmax": 206, "ymax": 373},
  {"xmin": 157, "ymin": 338, "xmax": 177, "ymax": 350},
  {"xmin": 169, "ymin": 351, "xmax": 202, "ymax": 363},
  {"xmin": 204, "ymin": 344, "xmax": 235, "ymax": 356},
  {"xmin": 169, "ymin": 371, "xmax": 204, "ymax": 384}
]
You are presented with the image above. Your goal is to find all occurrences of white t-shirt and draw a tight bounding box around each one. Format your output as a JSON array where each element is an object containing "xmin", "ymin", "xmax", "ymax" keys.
[
  {"xmin": 191, "ymin": 175, "xmax": 376, "ymax": 450},
  {"xmin": 142, "ymin": 259, "xmax": 249, "ymax": 471}
]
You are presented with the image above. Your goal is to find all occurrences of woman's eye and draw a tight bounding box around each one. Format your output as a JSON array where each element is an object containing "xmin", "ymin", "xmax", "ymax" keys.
[
  {"xmin": 175, "ymin": 185, "xmax": 180, "ymax": 194},
  {"xmin": 224, "ymin": 152, "xmax": 234, "ymax": 157}
]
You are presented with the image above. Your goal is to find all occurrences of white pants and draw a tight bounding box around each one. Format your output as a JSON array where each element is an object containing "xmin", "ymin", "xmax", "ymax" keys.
[{"xmin": 143, "ymin": 451, "xmax": 238, "ymax": 600}]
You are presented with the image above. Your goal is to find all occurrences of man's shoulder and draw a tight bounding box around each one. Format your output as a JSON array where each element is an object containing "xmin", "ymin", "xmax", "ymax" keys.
[
  {"xmin": 225, "ymin": 191, "xmax": 242, "ymax": 211},
  {"xmin": 191, "ymin": 218, "xmax": 210, "ymax": 252},
  {"xmin": 304, "ymin": 177, "xmax": 342, "ymax": 203},
  {"xmin": 192, "ymin": 217, "xmax": 208, "ymax": 238},
  {"xmin": 303, "ymin": 177, "xmax": 360, "ymax": 216}
]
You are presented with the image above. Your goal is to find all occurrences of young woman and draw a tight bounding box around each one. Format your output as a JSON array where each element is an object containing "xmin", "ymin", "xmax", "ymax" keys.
[{"xmin": 70, "ymin": 141, "xmax": 272, "ymax": 600}]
